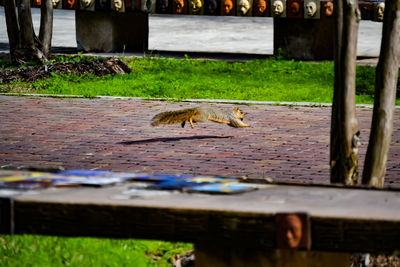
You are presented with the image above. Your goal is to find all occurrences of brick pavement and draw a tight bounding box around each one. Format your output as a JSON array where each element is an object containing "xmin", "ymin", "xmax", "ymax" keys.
[{"xmin": 0, "ymin": 95, "xmax": 399, "ymax": 186}]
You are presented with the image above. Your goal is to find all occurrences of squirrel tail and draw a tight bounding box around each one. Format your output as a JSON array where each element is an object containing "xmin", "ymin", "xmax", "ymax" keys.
[{"xmin": 151, "ymin": 108, "xmax": 197, "ymax": 126}]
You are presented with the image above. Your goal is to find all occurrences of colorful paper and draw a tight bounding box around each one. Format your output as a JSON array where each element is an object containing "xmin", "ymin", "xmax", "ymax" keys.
[{"xmin": 186, "ymin": 183, "xmax": 258, "ymax": 194}]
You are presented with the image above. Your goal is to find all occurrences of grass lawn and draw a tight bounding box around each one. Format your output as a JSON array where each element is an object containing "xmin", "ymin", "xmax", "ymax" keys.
[
  {"xmin": 2, "ymin": 55, "xmax": 397, "ymax": 105},
  {"xmin": 0, "ymin": 234, "xmax": 193, "ymax": 266}
]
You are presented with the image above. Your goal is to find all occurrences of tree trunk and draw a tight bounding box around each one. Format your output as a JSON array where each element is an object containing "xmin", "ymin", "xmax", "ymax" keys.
[
  {"xmin": 4, "ymin": 0, "xmax": 50, "ymax": 64},
  {"xmin": 39, "ymin": 0, "xmax": 54, "ymax": 58},
  {"xmin": 362, "ymin": 0, "xmax": 400, "ymax": 188},
  {"xmin": 330, "ymin": 0, "xmax": 361, "ymax": 184},
  {"xmin": 4, "ymin": 0, "xmax": 20, "ymax": 63},
  {"xmin": 18, "ymin": 0, "xmax": 45, "ymax": 63}
]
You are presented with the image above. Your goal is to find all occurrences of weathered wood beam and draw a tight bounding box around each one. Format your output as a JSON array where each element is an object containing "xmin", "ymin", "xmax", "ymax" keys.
[{"xmin": 330, "ymin": 0, "xmax": 361, "ymax": 185}]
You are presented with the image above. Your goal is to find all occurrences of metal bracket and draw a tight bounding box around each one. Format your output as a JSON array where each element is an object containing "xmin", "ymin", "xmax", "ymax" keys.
[{"xmin": 276, "ymin": 212, "xmax": 311, "ymax": 250}]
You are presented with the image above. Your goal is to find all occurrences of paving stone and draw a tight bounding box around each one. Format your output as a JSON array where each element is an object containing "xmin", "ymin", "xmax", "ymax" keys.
[{"xmin": 0, "ymin": 95, "xmax": 398, "ymax": 187}]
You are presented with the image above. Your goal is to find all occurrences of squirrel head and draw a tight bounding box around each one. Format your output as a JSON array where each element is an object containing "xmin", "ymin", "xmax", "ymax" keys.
[{"xmin": 233, "ymin": 107, "xmax": 245, "ymax": 121}]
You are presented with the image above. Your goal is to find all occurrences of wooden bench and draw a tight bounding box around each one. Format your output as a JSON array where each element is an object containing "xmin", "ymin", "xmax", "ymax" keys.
[{"xmin": 1, "ymin": 181, "xmax": 399, "ymax": 266}]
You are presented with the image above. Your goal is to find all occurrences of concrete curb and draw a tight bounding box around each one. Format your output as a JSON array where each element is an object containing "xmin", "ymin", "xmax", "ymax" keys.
[{"xmin": 2, "ymin": 92, "xmax": 399, "ymax": 109}]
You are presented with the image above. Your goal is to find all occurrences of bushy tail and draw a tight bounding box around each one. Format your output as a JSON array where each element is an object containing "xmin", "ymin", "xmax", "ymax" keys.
[{"xmin": 151, "ymin": 109, "xmax": 197, "ymax": 126}]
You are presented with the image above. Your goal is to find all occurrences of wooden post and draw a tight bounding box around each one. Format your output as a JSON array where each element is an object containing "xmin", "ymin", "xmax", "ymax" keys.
[
  {"xmin": 195, "ymin": 244, "xmax": 350, "ymax": 267},
  {"xmin": 330, "ymin": 0, "xmax": 361, "ymax": 185},
  {"xmin": 362, "ymin": 0, "xmax": 400, "ymax": 188}
]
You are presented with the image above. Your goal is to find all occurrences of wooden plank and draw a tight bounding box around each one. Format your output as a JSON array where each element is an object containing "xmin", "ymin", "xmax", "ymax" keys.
[
  {"xmin": 195, "ymin": 245, "xmax": 350, "ymax": 267},
  {"xmin": 14, "ymin": 201, "xmax": 275, "ymax": 248},
  {"xmin": 0, "ymin": 197, "xmax": 13, "ymax": 234},
  {"xmin": 312, "ymin": 217, "xmax": 400, "ymax": 253},
  {"xmin": 11, "ymin": 183, "xmax": 400, "ymax": 253}
]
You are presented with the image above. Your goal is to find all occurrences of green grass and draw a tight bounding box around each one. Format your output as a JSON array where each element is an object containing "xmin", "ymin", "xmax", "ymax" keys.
[
  {"xmin": 2, "ymin": 56, "xmax": 398, "ymax": 105},
  {"xmin": 0, "ymin": 234, "xmax": 193, "ymax": 266},
  {"xmin": 32, "ymin": 57, "xmax": 338, "ymax": 102}
]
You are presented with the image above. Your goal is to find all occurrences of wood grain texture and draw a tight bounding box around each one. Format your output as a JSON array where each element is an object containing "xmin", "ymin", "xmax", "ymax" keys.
[
  {"xmin": 312, "ymin": 217, "xmax": 400, "ymax": 253},
  {"xmin": 330, "ymin": 0, "xmax": 361, "ymax": 185},
  {"xmin": 195, "ymin": 246, "xmax": 350, "ymax": 267},
  {"xmin": 10, "ymin": 184, "xmax": 400, "ymax": 253},
  {"xmin": 14, "ymin": 201, "xmax": 276, "ymax": 248},
  {"xmin": 362, "ymin": 0, "xmax": 400, "ymax": 187},
  {"xmin": 0, "ymin": 198, "xmax": 13, "ymax": 234}
]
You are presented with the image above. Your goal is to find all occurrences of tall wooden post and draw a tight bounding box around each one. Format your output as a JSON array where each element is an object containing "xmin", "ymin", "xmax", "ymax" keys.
[
  {"xmin": 330, "ymin": 0, "xmax": 361, "ymax": 184},
  {"xmin": 362, "ymin": 0, "xmax": 400, "ymax": 188}
]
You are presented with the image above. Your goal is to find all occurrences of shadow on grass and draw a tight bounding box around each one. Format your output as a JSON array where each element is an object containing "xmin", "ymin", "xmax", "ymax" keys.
[{"xmin": 118, "ymin": 135, "xmax": 233, "ymax": 145}]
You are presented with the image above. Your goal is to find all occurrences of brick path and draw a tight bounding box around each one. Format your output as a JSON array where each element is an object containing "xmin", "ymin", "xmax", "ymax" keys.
[{"xmin": 0, "ymin": 95, "xmax": 399, "ymax": 187}]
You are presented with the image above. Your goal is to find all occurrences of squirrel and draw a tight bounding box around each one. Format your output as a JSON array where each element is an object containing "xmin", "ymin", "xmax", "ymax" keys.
[{"xmin": 151, "ymin": 106, "xmax": 251, "ymax": 128}]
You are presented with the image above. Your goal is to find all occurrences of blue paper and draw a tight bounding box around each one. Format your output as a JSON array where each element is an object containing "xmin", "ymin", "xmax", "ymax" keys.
[
  {"xmin": 148, "ymin": 179, "xmax": 209, "ymax": 190},
  {"xmin": 57, "ymin": 170, "xmax": 111, "ymax": 177},
  {"xmin": 187, "ymin": 183, "xmax": 257, "ymax": 194},
  {"xmin": 133, "ymin": 173, "xmax": 193, "ymax": 182}
]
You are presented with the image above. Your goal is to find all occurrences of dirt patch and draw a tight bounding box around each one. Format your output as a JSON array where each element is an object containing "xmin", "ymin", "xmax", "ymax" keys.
[{"xmin": 0, "ymin": 58, "xmax": 131, "ymax": 84}]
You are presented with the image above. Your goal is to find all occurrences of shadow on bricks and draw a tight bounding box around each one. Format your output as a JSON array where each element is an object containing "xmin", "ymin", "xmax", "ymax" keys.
[{"xmin": 118, "ymin": 135, "xmax": 233, "ymax": 145}]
